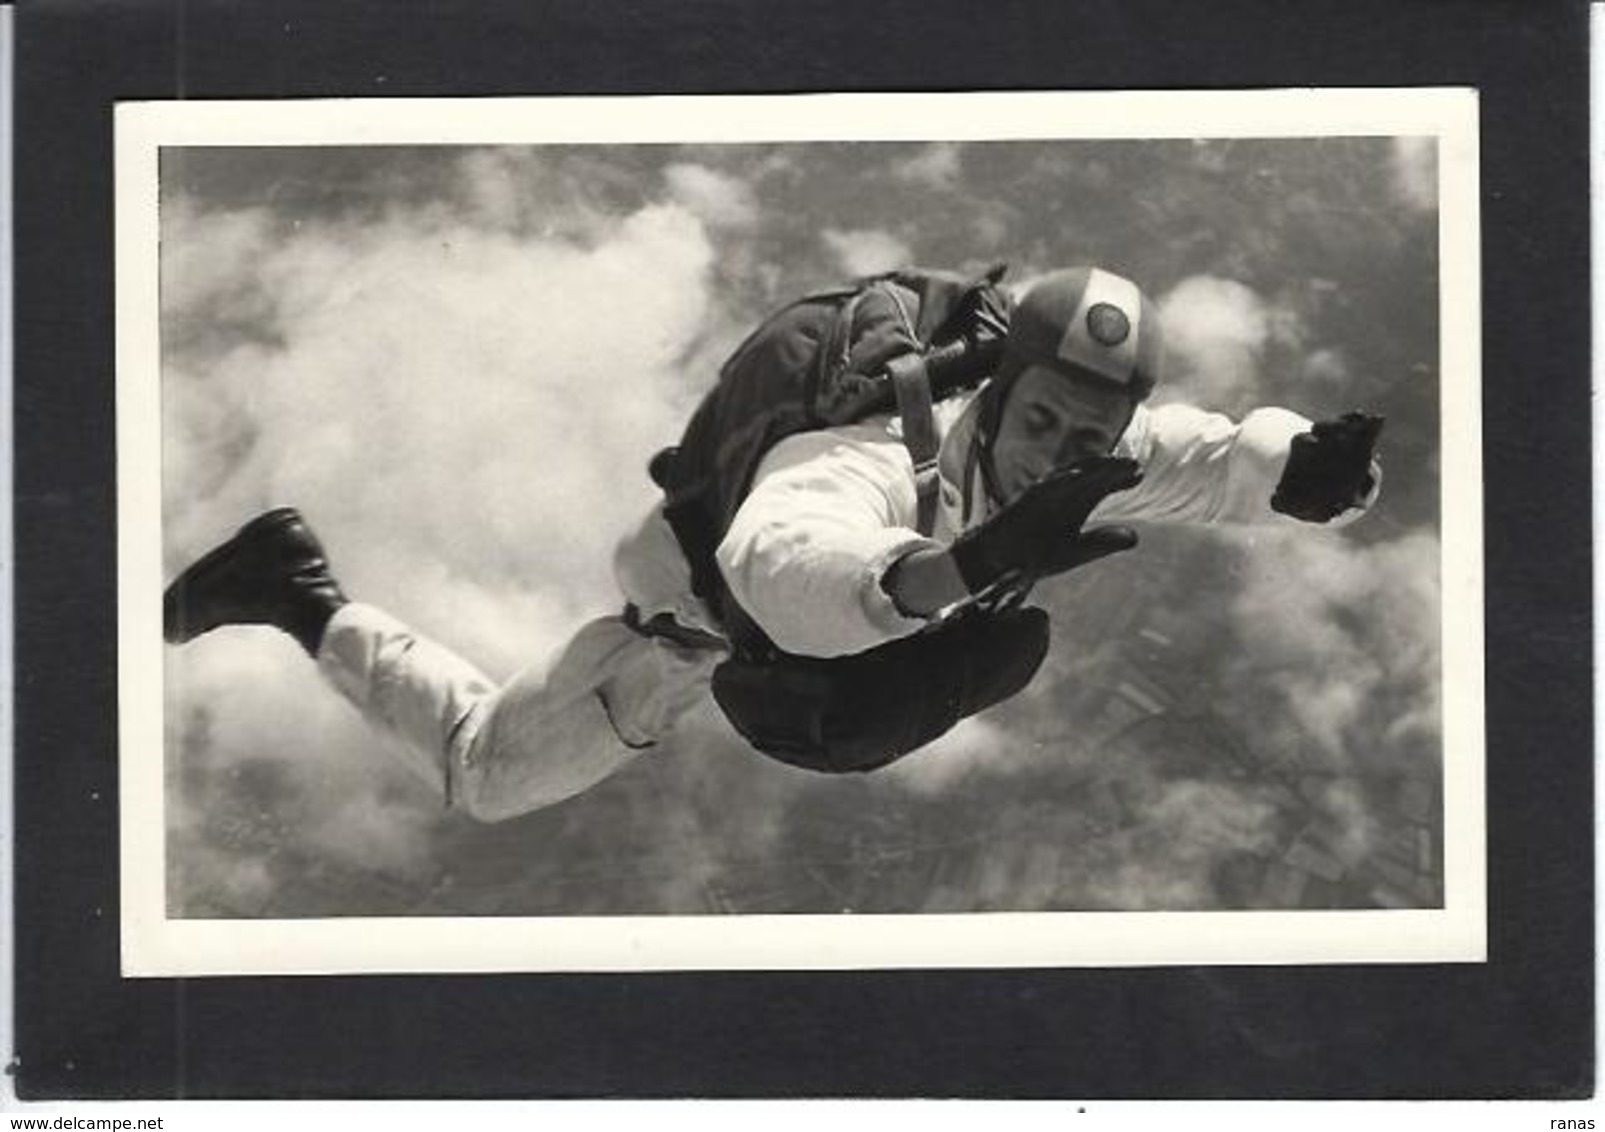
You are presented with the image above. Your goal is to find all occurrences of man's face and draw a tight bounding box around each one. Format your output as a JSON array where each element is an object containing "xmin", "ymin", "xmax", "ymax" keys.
[{"xmin": 991, "ymin": 364, "xmax": 1136, "ymax": 502}]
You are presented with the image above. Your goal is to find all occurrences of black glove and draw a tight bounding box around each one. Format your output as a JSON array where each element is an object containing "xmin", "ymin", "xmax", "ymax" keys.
[
  {"xmin": 1271, "ymin": 412, "xmax": 1384, "ymax": 524},
  {"xmin": 950, "ymin": 456, "xmax": 1143, "ymax": 594}
]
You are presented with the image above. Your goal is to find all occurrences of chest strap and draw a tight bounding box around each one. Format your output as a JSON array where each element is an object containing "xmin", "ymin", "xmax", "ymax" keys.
[{"xmin": 887, "ymin": 352, "xmax": 940, "ymax": 537}]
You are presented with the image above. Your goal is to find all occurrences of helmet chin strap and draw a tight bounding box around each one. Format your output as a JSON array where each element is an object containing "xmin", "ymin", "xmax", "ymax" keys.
[{"xmin": 965, "ymin": 381, "xmax": 1009, "ymax": 523}]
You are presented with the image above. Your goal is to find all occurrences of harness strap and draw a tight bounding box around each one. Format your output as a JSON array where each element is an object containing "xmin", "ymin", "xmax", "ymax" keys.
[
  {"xmin": 887, "ymin": 352, "xmax": 940, "ymax": 538},
  {"xmin": 623, "ymin": 602, "xmax": 727, "ymax": 651}
]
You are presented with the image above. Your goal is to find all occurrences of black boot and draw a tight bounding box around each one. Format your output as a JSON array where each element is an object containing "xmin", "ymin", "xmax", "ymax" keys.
[{"xmin": 163, "ymin": 507, "xmax": 348, "ymax": 655}]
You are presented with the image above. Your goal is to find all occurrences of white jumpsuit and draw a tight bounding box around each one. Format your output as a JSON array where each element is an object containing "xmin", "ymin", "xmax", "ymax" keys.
[{"xmin": 316, "ymin": 393, "xmax": 1369, "ymax": 821}]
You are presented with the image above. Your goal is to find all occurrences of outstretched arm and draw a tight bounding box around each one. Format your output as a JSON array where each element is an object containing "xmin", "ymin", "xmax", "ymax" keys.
[{"xmin": 1096, "ymin": 402, "xmax": 1382, "ymax": 528}]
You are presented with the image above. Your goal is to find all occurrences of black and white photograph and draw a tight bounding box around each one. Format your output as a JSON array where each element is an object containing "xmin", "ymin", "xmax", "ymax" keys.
[{"xmin": 117, "ymin": 90, "xmax": 1483, "ymax": 974}]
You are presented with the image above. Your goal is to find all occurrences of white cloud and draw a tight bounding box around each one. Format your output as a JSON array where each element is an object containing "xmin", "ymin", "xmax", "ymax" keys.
[
  {"xmin": 459, "ymin": 148, "xmax": 533, "ymax": 230},
  {"xmin": 1221, "ymin": 527, "xmax": 1441, "ymax": 773},
  {"xmin": 165, "ymin": 193, "xmax": 714, "ymax": 672},
  {"xmin": 821, "ymin": 226, "xmax": 912, "ymax": 277},
  {"xmin": 1155, "ymin": 275, "xmax": 1279, "ymax": 414},
  {"xmin": 1391, "ymin": 137, "xmax": 1437, "ymax": 212},
  {"xmin": 665, "ymin": 162, "xmax": 759, "ymax": 230},
  {"xmin": 454, "ymin": 148, "xmax": 620, "ymax": 241},
  {"xmin": 892, "ymin": 142, "xmax": 963, "ymax": 190},
  {"xmin": 158, "ymin": 198, "xmax": 277, "ymax": 323},
  {"xmin": 970, "ymin": 209, "xmax": 1011, "ymax": 251},
  {"xmin": 162, "ymin": 157, "xmax": 727, "ymax": 910},
  {"xmin": 163, "ymin": 631, "xmax": 450, "ymax": 912},
  {"xmin": 1301, "ymin": 346, "xmax": 1352, "ymax": 388},
  {"xmin": 877, "ymin": 716, "xmax": 1014, "ymax": 796}
]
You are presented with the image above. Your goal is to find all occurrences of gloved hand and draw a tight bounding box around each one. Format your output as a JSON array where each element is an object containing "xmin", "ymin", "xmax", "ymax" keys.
[
  {"xmin": 950, "ymin": 456, "xmax": 1143, "ymax": 594},
  {"xmin": 1271, "ymin": 412, "xmax": 1385, "ymax": 523}
]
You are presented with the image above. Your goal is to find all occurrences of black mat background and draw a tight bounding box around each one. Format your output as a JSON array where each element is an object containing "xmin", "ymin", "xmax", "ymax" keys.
[{"xmin": 11, "ymin": 0, "xmax": 1593, "ymax": 1099}]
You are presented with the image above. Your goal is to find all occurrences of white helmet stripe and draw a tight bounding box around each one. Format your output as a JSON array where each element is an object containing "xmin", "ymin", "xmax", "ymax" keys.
[{"xmin": 1055, "ymin": 267, "xmax": 1142, "ymax": 386}]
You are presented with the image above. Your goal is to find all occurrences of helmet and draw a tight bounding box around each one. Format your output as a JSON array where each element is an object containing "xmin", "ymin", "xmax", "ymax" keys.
[
  {"xmin": 970, "ymin": 267, "xmax": 1164, "ymax": 507},
  {"xmin": 996, "ymin": 266, "xmax": 1164, "ymax": 401}
]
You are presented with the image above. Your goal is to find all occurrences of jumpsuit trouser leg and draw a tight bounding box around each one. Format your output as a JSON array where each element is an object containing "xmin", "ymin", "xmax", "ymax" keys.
[{"xmin": 316, "ymin": 602, "xmax": 720, "ymax": 822}]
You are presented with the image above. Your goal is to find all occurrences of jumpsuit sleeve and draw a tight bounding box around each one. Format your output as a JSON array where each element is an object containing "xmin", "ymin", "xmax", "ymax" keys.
[
  {"xmin": 1095, "ymin": 402, "xmax": 1381, "ymax": 528},
  {"xmin": 716, "ymin": 423, "xmax": 939, "ymax": 658}
]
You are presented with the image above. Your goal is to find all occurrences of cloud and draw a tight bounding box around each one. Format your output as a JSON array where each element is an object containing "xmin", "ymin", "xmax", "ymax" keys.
[
  {"xmin": 877, "ymin": 716, "xmax": 1014, "ymax": 796},
  {"xmin": 1154, "ymin": 275, "xmax": 1281, "ymax": 414},
  {"xmin": 820, "ymin": 226, "xmax": 912, "ymax": 277},
  {"xmin": 454, "ymin": 148, "xmax": 650, "ymax": 243},
  {"xmin": 158, "ymin": 199, "xmax": 278, "ymax": 330},
  {"xmin": 164, "ymin": 631, "xmax": 447, "ymax": 903},
  {"xmin": 1390, "ymin": 137, "xmax": 1437, "ymax": 212},
  {"xmin": 162, "ymin": 151, "xmax": 726, "ymax": 912},
  {"xmin": 892, "ymin": 142, "xmax": 963, "ymax": 190},
  {"xmin": 970, "ymin": 208, "xmax": 1012, "ymax": 251},
  {"xmin": 458, "ymin": 148, "xmax": 537, "ymax": 230},
  {"xmin": 664, "ymin": 162, "xmax": 759, "ymax": 230},
  {"xmin": 1220, "ymin": 526, "xmax": 1441, "ymax": 775},
  {"xmin": 165, "ymin": 186, "xmax": 714, "ymax": 670},
  {"xmin": 1002, "ymin": 509, "xmax": 1442, "ymax": 909},
  {"xmin": 1300, "ymin": 346, "xmax": 1352, "ymax": 389},
  {"xmin": 1078, "ymin": 778, "xmax": 1283, "ymax": 909}
]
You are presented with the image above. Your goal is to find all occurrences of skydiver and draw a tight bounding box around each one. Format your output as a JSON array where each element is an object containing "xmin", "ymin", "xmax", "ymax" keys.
[{"xmin": 163, "ymin": 266, "xmax": 1382, "ymax": 821}]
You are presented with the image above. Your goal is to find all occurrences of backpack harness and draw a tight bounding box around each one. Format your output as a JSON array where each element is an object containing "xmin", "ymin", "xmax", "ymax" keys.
[{"xmin": 645, "ymin": 267, "xmax": 1051, "ymax": 774}]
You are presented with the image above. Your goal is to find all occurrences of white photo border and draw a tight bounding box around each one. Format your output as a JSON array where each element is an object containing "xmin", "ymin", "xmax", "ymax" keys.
[{"xmin": 116, "ymin": 88, "xmax": 1485, "ymax": 976}]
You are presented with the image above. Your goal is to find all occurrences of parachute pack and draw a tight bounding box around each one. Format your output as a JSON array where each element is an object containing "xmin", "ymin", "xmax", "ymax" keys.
[{"xmin": 649, "ymin": 265, "xmax": 1052, "ymax": 774}]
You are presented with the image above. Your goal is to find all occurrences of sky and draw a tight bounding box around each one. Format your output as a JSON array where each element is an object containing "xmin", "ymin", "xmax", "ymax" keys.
[{"xmin": 159, "ymin": 133, "xmax": 1444, "ymax": 916}]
